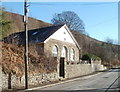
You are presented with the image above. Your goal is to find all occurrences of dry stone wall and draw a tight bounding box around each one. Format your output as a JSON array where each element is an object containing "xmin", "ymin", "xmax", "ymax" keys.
[
  {"xmin": 65, "ymin": 64, "xmax": 94, "ymax": 78},
  {"xmin": 65, "ymin": 64, "xmax": 106, "ymax": 78},
  {"xmin": 2, "ymin": 72, "xmax": 58, "ymax": 91},
  {"xmin": 1, "ymin": 60, "xmax": 106, "ymax": 91}
]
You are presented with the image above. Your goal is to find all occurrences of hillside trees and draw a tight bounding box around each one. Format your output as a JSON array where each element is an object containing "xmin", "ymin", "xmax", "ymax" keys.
[
  {"xmin": 0, "ymin": 8, "xmax": 11, "ymax": 39},
  {"xmin": 105, "ymin": 37, "xmax": 114, "ymax": 44},
  {"xmin": 51, "ymin": 11, "xmax": 88, "ymax": 35}
]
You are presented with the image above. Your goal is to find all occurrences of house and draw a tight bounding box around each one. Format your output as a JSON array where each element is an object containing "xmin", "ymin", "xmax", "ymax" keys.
[
  {"xmin": 2, "ymin": 24, "xmax": 107, "ymax": 87},
  {"xmin": 5, "ymin": 24, "xmax": 81, "ymax": 64}
]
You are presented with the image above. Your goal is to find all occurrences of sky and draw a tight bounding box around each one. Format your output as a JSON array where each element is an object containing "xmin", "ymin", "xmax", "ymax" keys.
[{"xmin": 2, "ymin": 1, "xmax": 118, "ymax": 43}]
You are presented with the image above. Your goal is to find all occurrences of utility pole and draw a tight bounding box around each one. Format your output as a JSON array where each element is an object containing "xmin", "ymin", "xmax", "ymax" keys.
[{"xmin": 24, "ymin": 0, "xmax": 29, "ymax": 89}]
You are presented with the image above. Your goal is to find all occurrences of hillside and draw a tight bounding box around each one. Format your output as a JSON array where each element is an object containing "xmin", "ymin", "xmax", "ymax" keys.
[
  {"xmin": 4, "ymin": 11, "xmax": 52, "ymax": 37},
  {"xmin": 2, "ymin": 12, "xmax": 120, "ymax": 67},
  {"xmin": 72, "ymin": 31, "xmax": 120, "ymax": 65}
]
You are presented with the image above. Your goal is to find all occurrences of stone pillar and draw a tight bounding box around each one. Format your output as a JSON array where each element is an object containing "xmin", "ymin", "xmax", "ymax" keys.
[
  {"xmin": 56, "ymin": 58, "xmax": 60, "ymax": 79},
  {"xmin": 64, "ymin": 61, "xmax": 67, "ymax": 78}
]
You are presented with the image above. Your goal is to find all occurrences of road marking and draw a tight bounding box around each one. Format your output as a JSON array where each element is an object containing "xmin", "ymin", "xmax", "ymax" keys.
[{"xmin": 105, "ymin": 70, "xmax": 120, "ymax": 92}]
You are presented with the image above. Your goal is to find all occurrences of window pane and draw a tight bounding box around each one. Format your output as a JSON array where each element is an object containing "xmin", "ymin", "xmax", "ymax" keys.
[
  {"xmin": 53, "ymin": 45, "xmax": 58, "ymax": 57},
  {"xmin": 62, "ymin": 46, "xmax": 67, "ymax": 58},
  {"xmin": 70, "ymin": 48, "xmax": 75, "ymax": 61}
]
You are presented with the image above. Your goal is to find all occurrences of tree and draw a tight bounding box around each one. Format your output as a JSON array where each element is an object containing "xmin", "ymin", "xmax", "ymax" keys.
[
  {"xmin": 105, "ymin": 37, "xmax": 114, "ymax": 44},
  {"xmin": 0, "ymin": 7, "xmax": 11, "ymax": 39},
  {"xmin": 51, "ymin": 11, "xmax": 87, "ymax": 35}
]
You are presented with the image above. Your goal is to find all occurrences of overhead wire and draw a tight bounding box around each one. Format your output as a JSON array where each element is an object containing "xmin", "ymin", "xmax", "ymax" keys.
[
  {"xmin": 86, "ymin": 17, "xmax": 117, "ymax": 29},
  {"xmin": 29, "ymin": 2, "xmax": 116, "ymax": 6},
  {"xmin": 28, "ymin": 1, "xmax": 117, "ymax": 32}
]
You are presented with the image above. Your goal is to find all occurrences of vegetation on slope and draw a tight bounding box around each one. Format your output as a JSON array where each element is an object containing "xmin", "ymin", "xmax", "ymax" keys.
[
  {"xmin": 72, "ymin": 31, "xmax": 120, "ymax": 67},
  {"xmin": 0, "ymin": 9, "xmax": 12, "ymax": 39},
  {"xmin": 1, "ymin": 11, "xmax": 52, "ymax": 38},
  {"xmin": 2, "ymin": 42, "xmax": 58, "ymax": 77},
  {"xmin": 82, "ymin": 53, "xmax": 101, "ymax": 61},
  {"xmin": 1, "ymin": 11, "xmax": 56, "ymax": 76},
  {"xmin": 6, "ymin": 12, "xmax": 52, "ymax": 33}
]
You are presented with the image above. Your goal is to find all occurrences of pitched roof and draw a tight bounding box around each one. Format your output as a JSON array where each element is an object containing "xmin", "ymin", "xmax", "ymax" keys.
[
  {"xmin": 28, "ymin": 24, "xmax": 63, "ymax": 43},
  {"xmin": 12, "ymin": 24, "xmax": 63, "ymax": 44},
  {"xmin": 4, "ymin": 24, "xmax": 81, "ymax": 50}
]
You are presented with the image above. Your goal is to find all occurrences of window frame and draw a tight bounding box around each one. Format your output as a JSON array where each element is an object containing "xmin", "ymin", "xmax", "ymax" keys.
[
  {"xmin": 52, "ymin": 45, "xmax": 58, "ymax": 57},
  {"xmin": 70, "ymin": 48, "xmax": 75, "ymax": 62},
  {"xmin": 61, "ymin": 46, "xmax": 67, "ymax": 58}
]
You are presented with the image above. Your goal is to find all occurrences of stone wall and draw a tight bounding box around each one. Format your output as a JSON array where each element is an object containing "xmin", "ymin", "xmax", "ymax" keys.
[
  {"xmin": 28, "ymin": 73, "xmax": 59, "ymax": 85},
  {"xmin": 2, "ymin": 72, "xmax": 58, "ymax": 91},
  {"xmin": 65, "ymin": 64, "xmax": 106, "ymax": 78},
  {"xmin": 91, "ymin": 60, "xmax": 101, "ymax": 65},
  {"xmin": 44, "ymin": 39, "xmax": 80, "ymax": 63},
  {"xmin": 65, "ymin": 64, "xmax": 94, "ymax": 78},
  {"xmin": 91, "ymin": 63, "xmax": 107, "ymax": 71},
  {"xmin": 1, "ymin": 63, "xmax": 106, "ymax": 91},
  {"xmin": 2, "ymin": 72, "xmax": 25, "ymax": 90}
]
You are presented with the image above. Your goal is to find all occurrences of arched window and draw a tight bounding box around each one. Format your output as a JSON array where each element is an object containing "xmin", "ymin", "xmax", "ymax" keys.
[
  {"xmin": 53, "ymin": 45, "xmax": 58, "ymax": 57},
  {"xmin": 62, "ymin": 46, "xmax": 67, "ymax": 58},
  {"xmin": 70, "ymin": 48, "xmax": 75, "ymax": 61}
]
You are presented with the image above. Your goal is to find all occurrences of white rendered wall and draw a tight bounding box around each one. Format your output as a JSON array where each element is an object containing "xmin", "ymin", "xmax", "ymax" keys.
[{"xmin": 45, "ymin": 26, "xmax": 75, "ymax": 44}]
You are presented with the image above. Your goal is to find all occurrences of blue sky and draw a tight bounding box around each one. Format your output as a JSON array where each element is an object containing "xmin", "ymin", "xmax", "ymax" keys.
[{"xmin": 2, "ymin": 2, "xmax": 118, "ymax": 43}]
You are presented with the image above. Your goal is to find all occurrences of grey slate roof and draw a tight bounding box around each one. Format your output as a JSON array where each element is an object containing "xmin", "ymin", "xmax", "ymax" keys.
[
  {"xmin": 28, "ymin": 24, "xmax": 63, "ymax": 43},
  {"xmin": 3, "ymin": 25, "xmax": 64, "ymax": 45},
  {"xmin": 9, "ymin": 24, "xmax": 63, "ymax": 45}
]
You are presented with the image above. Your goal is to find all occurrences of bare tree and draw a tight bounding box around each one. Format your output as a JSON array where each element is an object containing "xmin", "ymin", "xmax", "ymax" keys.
[
  {"xmin": 105, "ymin": 37, "xmax": 114, "ymax": 44},
  {"xmin": 51, "ymin": 11, "xmax": 87, "ymax": 35}
]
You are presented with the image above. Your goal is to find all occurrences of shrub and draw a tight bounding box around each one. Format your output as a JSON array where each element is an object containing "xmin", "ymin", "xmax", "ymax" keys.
[
  {"xmin": 82, "ymin": 53, "xmax": 101, "ymax": 61},
  {"xmin": 2, "ymin": 43, "xmax": 58, "ymax": 77},
  {"xmin": 111, "ymin": 59, "xmax": 119, "ymax": 66}
]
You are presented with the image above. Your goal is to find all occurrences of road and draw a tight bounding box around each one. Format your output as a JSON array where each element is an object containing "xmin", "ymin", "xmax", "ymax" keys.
[{"xmin": 25, "ymin": 68, "xmax": 120, "ymax": 92}]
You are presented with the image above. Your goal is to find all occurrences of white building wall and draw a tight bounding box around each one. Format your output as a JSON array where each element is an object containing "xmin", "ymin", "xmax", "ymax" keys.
[{"xmin": 45, "ymin": 26, "xmax": 75, "ymax": 45}]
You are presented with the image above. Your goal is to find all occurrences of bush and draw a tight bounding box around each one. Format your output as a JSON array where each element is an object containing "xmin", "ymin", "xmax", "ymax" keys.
[
  {"xmin": 2, "ymin": 43, "xmax": 58, "ymax": 77},
  {"xmin": 82, "ymin": 53, "xmax": 101, "ymax": 61},
  {"xmin": 29, "ymin": 54, "xmax": 58, "ymax": 74},
  {"xmin": 111, "ymin": 59, "xmax": 119, "ymax": 66},
  {"xmin": 82, "ymin": 54, "xmax": 91, "ymax": 61}
]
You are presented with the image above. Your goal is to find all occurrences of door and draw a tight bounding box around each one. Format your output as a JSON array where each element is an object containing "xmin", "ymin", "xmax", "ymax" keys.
[{"xmin": 59, "ymin": 57, "xmax": 65, "ymax": 78}]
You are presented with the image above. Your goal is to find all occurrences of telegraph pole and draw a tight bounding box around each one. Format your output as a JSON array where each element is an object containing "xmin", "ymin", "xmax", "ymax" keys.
[{"xmin": 24, "ymin": 0, "xmax": 29, "ymax": 89}]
